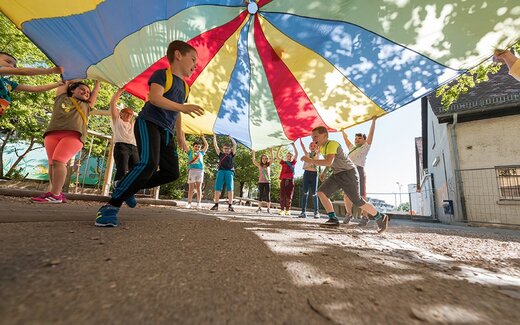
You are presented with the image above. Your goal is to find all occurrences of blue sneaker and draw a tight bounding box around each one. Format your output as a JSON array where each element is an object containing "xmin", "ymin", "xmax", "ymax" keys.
[
  {"xmin": 125, "ymin": 195, "xmax": 137, "ymax": 208},
  {"xmin": 95, "ymin": 205, "xmax": 120, "ymax": 227}
]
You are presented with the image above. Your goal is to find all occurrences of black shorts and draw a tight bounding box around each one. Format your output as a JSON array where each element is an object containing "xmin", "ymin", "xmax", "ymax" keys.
[{"xmin": 258, "ymin": 182, "xmax": 271, "ymax": 202}]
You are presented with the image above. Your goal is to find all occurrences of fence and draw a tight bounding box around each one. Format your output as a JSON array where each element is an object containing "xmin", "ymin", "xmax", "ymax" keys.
[{"xmin": 456, "ymin": 167, "xmax": 520, "ymax": 225}]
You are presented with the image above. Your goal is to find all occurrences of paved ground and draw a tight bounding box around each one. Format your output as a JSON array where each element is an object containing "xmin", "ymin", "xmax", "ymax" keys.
[{"xmin": 1, "ymin": 195, "xmax": 519, "ymax": 324}]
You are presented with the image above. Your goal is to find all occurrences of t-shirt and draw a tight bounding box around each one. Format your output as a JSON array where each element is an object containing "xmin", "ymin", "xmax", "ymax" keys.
[
  {"xmin": 218, "ymin": 152, "xmax": 235, "ymax": 171},
  {"xmin": 279, "ymin": 159, "xmax": 297, "ymax": 180},
  {"xmin": 302, "ymin": 152, "xmax": 319, "ymax": 171},
  {"xmin": 188, "ymin": 149, "xmax": 205, "ymax": 170},
  {"xmin": 0, "ymin": 75, "xmax": 18, "ymax": 104},
  {"xmin": 320, "ymin": 140, "xmax": 356, "ymax": 174},
  {"xmin": 138, "ymin": 69, "xmax": 186, "ymax": 134},
  {"xmin": 45, "ymin": 94, "xmax": 92, "ymax": 143},
  {"xmin": 258, "ymin": 163, "xmax": 271, "ymax": 183},
  {"xmin": 111, "ymin": 116, "xmax": 136, "ymax": 146},
  {"xmin": 348, "ymin": 143, "xmax": 371, "ymax": 167}
]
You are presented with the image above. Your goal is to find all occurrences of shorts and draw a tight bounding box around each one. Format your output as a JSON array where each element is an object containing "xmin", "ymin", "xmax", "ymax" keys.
[
  {"xmin": 318, "ymin": 169, "xmax": 366, "ymax": 207},
  {"xmin": 188, "ymin": 169, "xmax": 204, "ymax": 184},
  {"xmin": 44, "ymin": 130, "xmax": 83, "ymax": 164},
  {"xmin": 258, "ymin": 182, "xmax": 271, "ymax": 202},
  {"xmin": 215, "ymin": 169, "xmax": 234, "ymax": 192}
]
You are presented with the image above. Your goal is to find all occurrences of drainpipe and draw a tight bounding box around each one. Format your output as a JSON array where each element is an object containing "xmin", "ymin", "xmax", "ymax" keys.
[{"xmin": 450, "ymin": 113, "xmax": 467, "ymax": 221}]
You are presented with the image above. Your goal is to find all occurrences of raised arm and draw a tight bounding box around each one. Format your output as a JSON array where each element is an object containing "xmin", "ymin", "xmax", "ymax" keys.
[
  {"xmin": 341, "ymin": 129, "xmax": 354, "ymax": 150},
  {"xmin": 0, "ymin": 65, "xmax": 63, "ymax": 77},
  {"xmin": 292, "ymin": 142, "xmax": 298, "ymax": 161},
  {"xmin": 251, "ymin": 150, "xmax": 260, "ymax": 168},
  {"xmin": 109, "ymin": 88, "xmax": 125, "ymax": 120},
  {"xmin": 299, "ymin": 138, "xmax": 308, "ymax": 156},
  {"xmin": 366, "ymin": 116, "xmax": 377, "ymax": 145},
  {"xmin": 14, "ymin": 81, "xmax": 63, "ymax": 93},
  {"xmin": 88, "ymin": 80, "xmax": 101, "ymax": 107},
  {"xmin": 230, "ymin": 135, "xmax": 237, "ymax": 155},
  {"xmin": 213, "ymin": 134, "xmax": 220, "ymax": 155},
  {"xmin": 201, "ymin": 134, "xmax": 209, "ymax": 153}
]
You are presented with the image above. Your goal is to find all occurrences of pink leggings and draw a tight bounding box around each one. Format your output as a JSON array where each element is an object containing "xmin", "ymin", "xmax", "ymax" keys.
[{"xmin": 44, "ymin": 130, "xmax": 83, "ymax": 164}]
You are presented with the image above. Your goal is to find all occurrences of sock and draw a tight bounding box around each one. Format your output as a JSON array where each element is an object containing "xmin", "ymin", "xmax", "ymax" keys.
[
  {"xmin": 371, "ymin": 212, "xmax": 382, "ymax": 221},
  {"xmin": 327, "ymin": 212, "xmax": 337, "ymax": 220},
  {"xmin": 228, "ymin": 203, "xmax": 232, "ymax": 207}
]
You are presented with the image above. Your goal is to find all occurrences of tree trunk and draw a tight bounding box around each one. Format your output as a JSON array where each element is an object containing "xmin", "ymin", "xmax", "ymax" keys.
[
  {"xmin": 0, "ymin": 130, "xmax": 14, "ymax": 178},
  {"xmin": 239, "ymin": 181, "xmax": 244, "ymax": 197},
  {"xmin": 5, "ymin": 136, "xmax": 38, "ymax": 178}
]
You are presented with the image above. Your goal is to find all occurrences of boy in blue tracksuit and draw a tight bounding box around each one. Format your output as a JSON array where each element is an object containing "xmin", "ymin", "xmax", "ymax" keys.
[{"xmin": 95, "ymin": 40, "xmax": 204, "ymax": 227}]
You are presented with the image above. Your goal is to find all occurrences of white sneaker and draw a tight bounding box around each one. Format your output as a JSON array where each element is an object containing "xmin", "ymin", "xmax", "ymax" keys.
[
  {"xmin": 186, "ymin": 203, "xmax": 192, "ymax": 208},
  {"xmin": 196, "ymin": 203, "xmax": 202, "ymax": 209}
]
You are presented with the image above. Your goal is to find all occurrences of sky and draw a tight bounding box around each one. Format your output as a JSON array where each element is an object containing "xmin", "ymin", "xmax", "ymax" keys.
[{"xmin": 293, "ymin": 99, "xmax": 422, "ymax": 207}]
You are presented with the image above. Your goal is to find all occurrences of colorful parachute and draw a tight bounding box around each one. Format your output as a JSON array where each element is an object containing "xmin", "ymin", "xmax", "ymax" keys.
[{"xmin": 1, "ymin": 0, "xmax": 518, "ymax": 149}]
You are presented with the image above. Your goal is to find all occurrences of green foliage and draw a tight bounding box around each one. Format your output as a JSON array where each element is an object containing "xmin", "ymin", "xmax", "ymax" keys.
[
  {"xmin": 436, "ymin": 42, "xmax": 520, "ymax": 110},
  {"xmin": 397, "ymin": 202, "xmax": 410, "ymax": 212}
]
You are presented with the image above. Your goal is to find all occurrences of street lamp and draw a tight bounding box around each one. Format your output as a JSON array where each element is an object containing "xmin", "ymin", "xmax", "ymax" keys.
[{"xmin": 396, "ymin": 182, "xmax": 403, "ymax": 207}]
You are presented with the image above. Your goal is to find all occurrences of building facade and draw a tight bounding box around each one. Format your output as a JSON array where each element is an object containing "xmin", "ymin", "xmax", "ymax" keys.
[{"xmin": 423, "ymin": 64, "xmax": 520, "ymax": 226}]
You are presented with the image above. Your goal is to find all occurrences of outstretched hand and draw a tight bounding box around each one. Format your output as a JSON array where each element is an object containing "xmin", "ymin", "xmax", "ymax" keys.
[{"xmin": 182, "ymin": 104, "xmax": 204, "ymax": 117}]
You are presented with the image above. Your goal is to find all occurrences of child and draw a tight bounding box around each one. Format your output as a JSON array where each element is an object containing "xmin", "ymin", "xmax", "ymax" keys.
[
  {"xmin": 32, "ymin": 80, "xmax": 101, "ymax": 203},
  {"xmin": 298, "ymin": 138, "xmax": 320, "ymax": 219},
  {"xmin": 341, "ymin": 116, "xmax": 377, "ymax": 225},
  {"xmin": 302, "ymin": 126, "xmax": 388, "ymax": 233},
  {"xmin": 95, "ymin": 40, "xmax": 204, "ymax": 227},
  {"xmin": 186, "ymin": 135, "xmax": 208, "ymax": 209},
  {"xmin": 251, "ymin": 148, "xmax": 273, "ymax": 213},
  {"xmin": 0, "ymin": 52, "xmax": 63, "ymax": 116},
  {"xmin": 109, "ymin": 88, "xmax": 139, "ymax": 187},
  {"xmin": 210, "ymin": 134, "xmax": 237, "ymax": 212},
  {"xmin": 277, "ymin": 143, "xmax": 298, "ymax": 216}
]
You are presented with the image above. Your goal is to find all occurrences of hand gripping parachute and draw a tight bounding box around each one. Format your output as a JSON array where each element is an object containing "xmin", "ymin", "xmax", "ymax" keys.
[{"xmin": 1, "ymin": 0, "xmax": 518, "ymax": 149}]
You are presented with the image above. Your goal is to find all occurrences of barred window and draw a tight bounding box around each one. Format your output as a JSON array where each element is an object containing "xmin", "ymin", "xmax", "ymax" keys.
[{"xmin": 495, "ymin": 166, "xmax": 520, "ymax": 200}]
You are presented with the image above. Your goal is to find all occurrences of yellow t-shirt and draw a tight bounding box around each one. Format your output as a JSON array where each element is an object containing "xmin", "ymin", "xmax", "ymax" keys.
[{"xmin": 320, "ymin": 140, "xmax": 356, "ymax": 174}]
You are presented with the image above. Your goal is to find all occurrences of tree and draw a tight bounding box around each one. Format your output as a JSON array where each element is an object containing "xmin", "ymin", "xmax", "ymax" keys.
[{"xmin": 436, "ymin": 42, "xmax": 520, "ymax": 110}]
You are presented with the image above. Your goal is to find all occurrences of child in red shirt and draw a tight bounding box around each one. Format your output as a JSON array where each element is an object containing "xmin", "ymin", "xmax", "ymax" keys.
[{"xmin": 276, "ymin": 143, "xmax": 298, "ymax": 216}]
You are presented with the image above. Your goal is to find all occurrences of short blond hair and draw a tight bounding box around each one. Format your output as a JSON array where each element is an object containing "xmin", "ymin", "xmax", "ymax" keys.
[{"xmin": 312, "ymin": 126, "xmax": 328, "ymax": 135}]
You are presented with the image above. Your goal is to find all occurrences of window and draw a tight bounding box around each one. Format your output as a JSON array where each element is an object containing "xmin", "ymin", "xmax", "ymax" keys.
[{"xmin": 495, "ymin": 166, "xmax": 520, "ymax": 200}]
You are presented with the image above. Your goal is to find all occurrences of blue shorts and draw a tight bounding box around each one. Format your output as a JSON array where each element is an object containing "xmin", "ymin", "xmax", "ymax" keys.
[{"xmin": 215, "ymin": 169, "xmax": 234, "ymax": 192}]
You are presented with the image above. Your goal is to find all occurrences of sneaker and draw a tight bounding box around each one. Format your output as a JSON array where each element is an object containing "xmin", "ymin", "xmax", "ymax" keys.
[
  {"xmin": 95, "ymin": 205, "xmax": 119, "ymax": 227},
  {"xmin": 256, "ymin": 207, "xmax": 262, "ymax": 213},
  {"xmin": 266, "ymin": 208, "xmax": 271, "ymax": 214},
  {"xmin": 285, "ymin": 210, "xmax": 291, "ymax": 216},
  {"xmin": 343, "ymin": 215, "xmax": 352, "ymax": 224},
  {"xmin": 358, "ymin": 217, "xmax": 368, "ymax": 227},
  {"xmin": 196, "ymin": 203, "xmax": 202, "ymax": 209},
  {"xmin": 60, "ymin": 192, "xmax": 68, "ymax": 203},
  {"xmin": 210, "ymin": 204, "xmax": 218, "ymax": 211},
  {"xmin": 314, "ymin": 212, "xmax": 320, "ymax": 219},
  {"xmin": 186, "ymin": 203, "xmax": 192, "ymax": 209},
  {"xmin": 31, "ymin": 192, "xmax": 63, "ymax": 204},
  {"xmin": 376, "ymin": 214, "xmax": 389, "ymax": 233},
  {"xmin": 125, "ymin": 195, "xmax": 137, "ymax": 208},
  {"xmin": 278, "ymin": 210, "xmax": 285, "ymax": 216},
  {"xmin": 320, "ymin": 218, "xmax": 340, "ymax": 228},
  {"xmin": 298, "ymin": 212, "xmax": 306, "ymax": 218},
  {"xmin": 228, "ymin": 205, "xmax": 235, "ymax": 212}
]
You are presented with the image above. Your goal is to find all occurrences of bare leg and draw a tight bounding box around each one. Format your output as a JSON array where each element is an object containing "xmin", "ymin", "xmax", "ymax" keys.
[
  {"xmin": 318, "ymin": 191, "xmax": 333, "ymax": 213},
  {"xmin": 343, "ymin": 193, "xmax": 353, "ymax": 216},
  {"xmin": 228, "ymin": 191, "xmax": 234, "ymax": 205},
  {"xmin": 50, "ymin": 161, "xmax": 67, "ymax": 195},
  {"xmin": 187, "ymin": 183, "xmax": 194, "ymax": 204},
  {"xmin": 213, "ymin": 191, "xmax": 221, "ymax": 204},
  {"xmin": 195, "ymin": 182, "xmax": 202, "ymax": 203}
]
